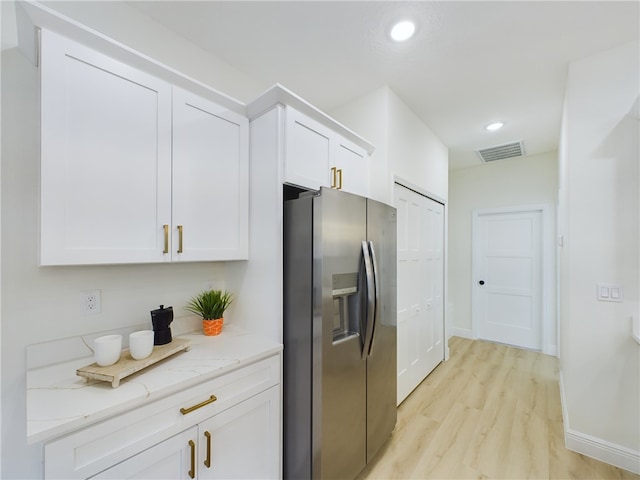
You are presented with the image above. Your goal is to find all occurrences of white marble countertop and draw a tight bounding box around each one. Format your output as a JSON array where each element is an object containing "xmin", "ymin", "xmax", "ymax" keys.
[{"xmin": 27, "ymin": 326, "xmax": 282, "ymax": 444}]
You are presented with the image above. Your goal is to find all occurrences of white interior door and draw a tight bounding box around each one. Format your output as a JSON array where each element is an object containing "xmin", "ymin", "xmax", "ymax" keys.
[
  {"xmin": 394, "ymin": 184, "xmax": 445, "ymax": 405},
  {"xmin": 473, "ymin": 209, "xmax": 542, "ymax": 350}
]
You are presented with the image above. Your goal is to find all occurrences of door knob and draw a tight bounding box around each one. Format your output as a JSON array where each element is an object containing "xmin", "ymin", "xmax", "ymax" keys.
[{"xmin": 479, "ymin": 280, "xmax": 485, "ymax": 285}]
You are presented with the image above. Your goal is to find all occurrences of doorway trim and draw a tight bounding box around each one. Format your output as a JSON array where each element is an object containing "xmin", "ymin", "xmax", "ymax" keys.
[{"xmin": 471, "ymin": 204, "xmax": 555, "ymax": 355}]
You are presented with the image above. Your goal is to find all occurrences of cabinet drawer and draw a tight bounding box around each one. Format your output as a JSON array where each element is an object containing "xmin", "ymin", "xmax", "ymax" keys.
[{"xmin": 44, "ymin": 355, "xmax": 280, "ymax": 479}]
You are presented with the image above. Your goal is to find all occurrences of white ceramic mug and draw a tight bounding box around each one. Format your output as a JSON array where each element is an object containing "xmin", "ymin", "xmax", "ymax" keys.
[
  {"xmin": 94, "ymin": 334, "xmax": 122, "ymax": 367},
  {"xmin": 129, "ymin": 330, "xmax": 154, "ymax": 360}
]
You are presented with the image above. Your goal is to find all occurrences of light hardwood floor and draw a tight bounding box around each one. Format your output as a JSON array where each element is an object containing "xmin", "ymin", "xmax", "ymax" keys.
[{"xmin": 358, "ymin": 336, "xmax": 639, "ymax": 480}]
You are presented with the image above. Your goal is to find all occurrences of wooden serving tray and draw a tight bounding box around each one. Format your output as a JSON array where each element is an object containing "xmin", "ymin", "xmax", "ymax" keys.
[{"xmin": 77, "ymin": 338, "xmax": 192, "ymax": 388}]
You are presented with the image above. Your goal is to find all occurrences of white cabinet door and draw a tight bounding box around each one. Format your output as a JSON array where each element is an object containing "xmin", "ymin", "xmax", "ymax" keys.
[
  {"xmin": 92, "ymin": 387, "xmax": 279, "ymax": 480},
  {"xmin": 334, "ymin": 138, "xmax": 369, "ymax": 197},
  {"xmin": 198, "ymin": 387, "xmax": 280, "ymax": 480},
  {"xmin": 40, "ymin": 29, "xmax": 172, "ymax": 265},
  {"xmin": 91, "ymin": 427, "xmax": 197, "ymax": 480},
  {"xmin": 284, "ymin": 108, "xmax": 332, "ymax": 190},
  {"xmin": 172, "ymin": 88, "xmax": 249, "ymax": 261},
  {"xmin": 284, "ymin": 108, "xmax": 369, "ymax": 196}
]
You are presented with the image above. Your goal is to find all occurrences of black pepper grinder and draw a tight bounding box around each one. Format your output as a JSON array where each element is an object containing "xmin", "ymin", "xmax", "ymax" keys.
[{"xmin": 150, "ymin": 305, "xmax": 173, "ymax": 345}]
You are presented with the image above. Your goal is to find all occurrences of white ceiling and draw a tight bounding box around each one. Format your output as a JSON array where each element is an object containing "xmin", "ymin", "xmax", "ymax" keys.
[{"xmin": 129, "ymin": 1, "xmax": 639, "ymax": 169}]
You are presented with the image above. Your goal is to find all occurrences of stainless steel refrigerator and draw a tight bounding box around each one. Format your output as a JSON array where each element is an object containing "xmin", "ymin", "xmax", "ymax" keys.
[{"xmin": 283, "ymin": 187, "xmax": 397, "ymax": 480}]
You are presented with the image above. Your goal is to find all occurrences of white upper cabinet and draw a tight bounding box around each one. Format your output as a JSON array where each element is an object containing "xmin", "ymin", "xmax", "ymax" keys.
[
  {"xmin": 172, "ymin": 88, "xmax": 248, "ymax": 262},
  {"xmin": 283, "ymin": 106, "xmax": 370, "ymax": 196},
  {"xmin": 39, "ymin": 30, "xmax": 248, "ymax": 265},
  {"xmin": 284, "ymin": 108, "xmax": 332, "ymax": 190},
  {"xmin": 40, "ymin": 29, "xmax": 172, "ymax": 265},
  {"xmin": 333, "ymin": 136, "xmax": 369, "ymax": 198},
  {"xmin": 248, "ymin": 86, "xmax": 372, "ymax": 197}
]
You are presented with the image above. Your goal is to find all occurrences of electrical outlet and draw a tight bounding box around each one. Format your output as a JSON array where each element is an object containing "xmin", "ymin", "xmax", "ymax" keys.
[{"xmin": 83, "ymin": 289, "xmax": 101, "ymax": 315}]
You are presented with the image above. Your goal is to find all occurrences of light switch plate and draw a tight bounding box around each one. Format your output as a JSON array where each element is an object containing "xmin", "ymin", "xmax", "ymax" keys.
[{"xmin": 597, "ymin": 283, "xmax": 623, "ymax": 302}]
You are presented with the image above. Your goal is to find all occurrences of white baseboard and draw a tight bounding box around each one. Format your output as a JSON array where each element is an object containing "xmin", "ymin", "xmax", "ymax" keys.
[
  {"xmin": 452, "ymin": 327, "xmax": 474, "ymax": 339},
  {"xmin": 559, "ymin": 372, "xmax": 640, "ymax": 474}
]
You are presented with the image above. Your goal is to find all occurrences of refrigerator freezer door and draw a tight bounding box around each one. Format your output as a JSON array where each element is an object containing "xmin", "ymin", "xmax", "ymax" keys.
[
  {"xmin": 315, "ymin": 188, "xmax": 368, "ymax": 480},
  {"xmin": 366, "ymin": 199, "xmax": 398, "ymax": 463}
]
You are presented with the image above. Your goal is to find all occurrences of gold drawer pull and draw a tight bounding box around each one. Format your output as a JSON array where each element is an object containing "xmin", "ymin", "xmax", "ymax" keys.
[
  {"xmin": 180, "ymin": 394, "xmax": 217, "ymax": 415},
  {"xmin": 204, "ymin": 431, "xmax": 212, "ymax": 468},
  {"xmin": 331, "ymin": 166, "xmax": 337, "ymax": 188},
  {"xmin": 188, "ymin": 439, "xmax": 195, "ymax": 479}
]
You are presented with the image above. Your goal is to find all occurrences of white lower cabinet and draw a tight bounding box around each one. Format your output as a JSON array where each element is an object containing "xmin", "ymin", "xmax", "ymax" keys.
[
  {"xmin": 91, "ymin": 427, "xmax": 197, "ymax": 480},
  {"xmin": 44, "ymin": 355, "xmax": 281, "ymax": 480},
  {"xmin": 92, "ymin": 387, "xmax": 279, "ymax": 480},
  {"xmin": 198, "ymin": 387, "xmax": 279, "ymax": 479}
]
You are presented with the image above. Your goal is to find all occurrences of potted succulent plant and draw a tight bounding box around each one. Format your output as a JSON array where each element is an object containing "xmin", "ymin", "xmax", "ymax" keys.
[{"xmin": 185, "ymin": 289, "xmax": 233, "ymax": 336}]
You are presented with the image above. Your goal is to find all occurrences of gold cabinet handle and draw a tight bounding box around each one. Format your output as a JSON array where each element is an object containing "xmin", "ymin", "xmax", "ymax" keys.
[
  {"xmin": 180, "ymin": 394, "xmax": 217, "ymax": 415},
  {"xmin": 163, "ymin": 225, "xmax": 169, "ymax": 254},
  {"xmin": 337, "ymin": 169, "xmax": 343, "ymax": 190},
  {"xmin": 331, "ymin": 166, "xmax": 337, "ymax": 188},
  {"xmin": 188, "ymin": 440, "xmax": 196, "ymax": 479},
  {"xmin": 204, "ymin": 431, "xmax": 212, "ymax": 468},
  {"xmin": 177, "ymin": 225, "xmax": 184, "ymax": 253}
]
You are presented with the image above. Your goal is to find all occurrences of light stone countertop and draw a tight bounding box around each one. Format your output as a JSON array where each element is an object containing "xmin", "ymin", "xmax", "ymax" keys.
[{"xmin": 27, "ymin": 326, "xmax": 283, "ymax": 444}]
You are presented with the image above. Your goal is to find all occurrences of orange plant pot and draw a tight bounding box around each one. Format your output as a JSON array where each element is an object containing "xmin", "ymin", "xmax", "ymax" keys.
[{"xmin": 203, "ymin": 318, "xmax": 224, "ymax": 336}]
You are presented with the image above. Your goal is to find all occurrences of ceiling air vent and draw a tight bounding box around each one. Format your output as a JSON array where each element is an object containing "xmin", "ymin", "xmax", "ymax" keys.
[{"xmin": 476, "ymin": 140, "xmax": 525, "ymax": 163}]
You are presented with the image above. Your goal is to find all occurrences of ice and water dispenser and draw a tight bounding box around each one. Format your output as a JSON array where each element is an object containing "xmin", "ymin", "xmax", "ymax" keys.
[{"xmin": 331, "ymin": 272, "xmax": 365, "ymax": 347}]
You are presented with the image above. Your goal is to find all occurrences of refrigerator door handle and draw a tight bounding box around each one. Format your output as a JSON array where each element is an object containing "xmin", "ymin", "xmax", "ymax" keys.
[
  {"xmin": 361, "ymin": 240, "xmax": 375, "ymax": 360},
  {"xmin": 367, "ymin": 241, "xmax": 380, "ymax": 356}
]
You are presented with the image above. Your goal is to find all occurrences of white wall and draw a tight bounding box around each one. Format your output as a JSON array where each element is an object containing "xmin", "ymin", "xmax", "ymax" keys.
[
  {"xmin": 331, "ymin": 86, "xmax": 448, "ymax": 204},
  {"xmin": 387, "ymin": 89, "xmax": 448, "ymax": 202},
  {"xmin": 329, "ymin": 86, "xmax": 390, "ymax": 204},
  {"xmin": 0, "ymin": 2, "xmax": 264, "ymax": 477},
  {"xmin": 558, "ymin": 41, "xmax": 639, "ymax": 470},
  {"xmin": 448, "ymin": 152, "xmax": 558, "ymax": 343}
]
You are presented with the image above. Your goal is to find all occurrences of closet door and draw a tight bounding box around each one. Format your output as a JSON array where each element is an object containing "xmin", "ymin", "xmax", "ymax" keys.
[
  {"xmin": 40, "ymin": 29, "xmax": 172, "ymax": 265},
  {"xmin": 394, "ymin": 183, "xmax": 445, "ymax": 404}
]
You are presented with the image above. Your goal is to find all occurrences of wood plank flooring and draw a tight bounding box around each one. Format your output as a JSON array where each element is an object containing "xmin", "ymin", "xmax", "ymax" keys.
[{"xmin": 358, "ymin": 336, "xmax": 639, "ymax": 480}]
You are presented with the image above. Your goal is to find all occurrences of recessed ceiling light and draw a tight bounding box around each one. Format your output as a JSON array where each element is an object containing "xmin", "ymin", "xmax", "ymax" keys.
[
  {"xmin": 485, "ymin": 122, "xmax": 504, "ymax": 131},
  {"xmin": 390, "ymin": 21, "xmax": 416, "ymax": 42}
]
